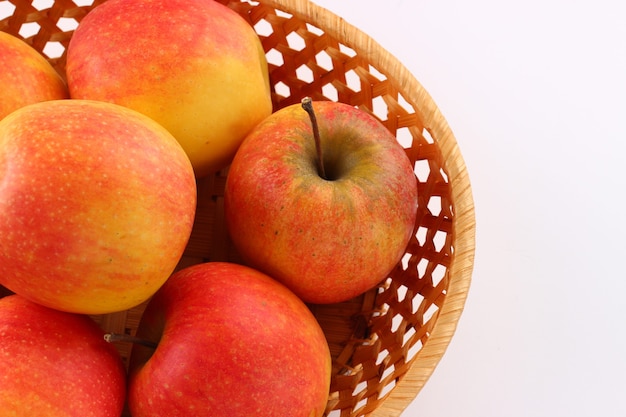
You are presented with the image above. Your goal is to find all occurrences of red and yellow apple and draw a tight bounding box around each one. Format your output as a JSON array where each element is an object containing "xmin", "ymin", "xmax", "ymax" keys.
[
  {"xmin": 0, "ymin": 294, "xmax": 126, "ymax": 416},
  {"xmin": 65, "ymin": 0, "xmax": 272, "ymax": 177},
  {"xmin": 127, "ymin": 262, "xmax": 331, "ymax": 417},
  {"xmin": 0, "ymin": 99, "xmax": 196, "ymax": 314},
  {"xmin": 224, "ymin": 99, "xmax": 418, "ymax": 304},
  {"xmin": 0, "ymin": 31, "xmax": 68, "ymax": 120}
]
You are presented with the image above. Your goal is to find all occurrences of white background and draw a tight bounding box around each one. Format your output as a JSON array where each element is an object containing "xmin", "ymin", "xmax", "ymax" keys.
[
  {"xmin": 2, "ymin": 0, "xmax": 625, "ymax": 416},
  {"xmin": 311, "ymin": 0, "xmax": 626, "ymax": 416}
]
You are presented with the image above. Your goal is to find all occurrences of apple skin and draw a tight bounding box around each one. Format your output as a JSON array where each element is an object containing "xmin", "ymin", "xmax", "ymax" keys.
[
  {"xmin": 66, "ymin": 0, "xmax": 272, "ymax": 178},
  {"xmin": 128, "ymin": 262, "xmax": 331, "ymax": 417},
  {"xmin": 224, "ymin": 100, "xmax": 418, "ymax": 304},
  {"xmin": 0, "ymin": 31, "xmax": 68, "ymax": 120},
  {"xmin": 0, "ymin": 99, "xmax": 197, "ymax": 314},
  {"xmin": 0, "ymin": 294, "xmax": 126, "ymax": 416}
]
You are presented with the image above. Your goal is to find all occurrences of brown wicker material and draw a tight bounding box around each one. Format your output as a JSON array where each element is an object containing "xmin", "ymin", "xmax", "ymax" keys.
[{"xmin": 1, "ymin": 0, "xmax": 476, "ymax": 416}]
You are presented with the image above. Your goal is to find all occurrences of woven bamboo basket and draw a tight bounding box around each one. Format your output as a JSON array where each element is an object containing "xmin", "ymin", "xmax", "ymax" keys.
[{"xmin": 1, "ymin": 0, "xmax": 475, "ymax": 415}]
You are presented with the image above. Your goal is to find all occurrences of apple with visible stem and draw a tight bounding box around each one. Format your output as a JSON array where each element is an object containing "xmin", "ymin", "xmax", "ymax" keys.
[
  {"xmin": 0, "ymin": 294, "xmax": 126, "ymax": 416},
  {"xmin": 122, "ymin": 262, "xmax": 331, "ymax": 417},
  {"xmin": 0, "ymin": 99, "xmax": 197, "ymax": 314},
  {"xmin": 0, "ymin": 31, "xmax": 68, "ymax": 120},
  {"xmin": 66, "ymin": 0, "xmax": 272, "ymax": 178},
  {"xmin": 224, "ymin": 98, "xmax": 418, "ymax": 304}
]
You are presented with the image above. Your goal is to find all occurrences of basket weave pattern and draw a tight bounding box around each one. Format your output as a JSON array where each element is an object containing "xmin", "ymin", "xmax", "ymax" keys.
[{"xmin": 0, "ymin": 1, "xmax": 475, "ymax": 416}]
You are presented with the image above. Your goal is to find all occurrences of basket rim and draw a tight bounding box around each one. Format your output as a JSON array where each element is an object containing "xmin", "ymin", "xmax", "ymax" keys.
[{"xmin": 262, "ymin": 0, "xmax": 476, "ymax": 414}]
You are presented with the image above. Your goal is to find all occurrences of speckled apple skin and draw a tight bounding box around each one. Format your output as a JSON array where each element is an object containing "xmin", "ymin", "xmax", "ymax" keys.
[
  {"xmin": 66, "ymin": 0, "xmax": 272, "ymax": 178},
  {"xmin": 0, "ymin": 295, "xmax": 126, "ymax": 416},
  {"xmin": 128, "ymin": 262, "xmax": 331, "ymax": 417},
  {"xmin": 0, "ymin": 99, "xmax": 197, "ymax": 314},
  {"xmin": 0, "ymin": 31, "xmax": 68, "ymax": 121},
  {"xmin": 224, "ymin": 100, "xmax": 418, "ymax": 304}
]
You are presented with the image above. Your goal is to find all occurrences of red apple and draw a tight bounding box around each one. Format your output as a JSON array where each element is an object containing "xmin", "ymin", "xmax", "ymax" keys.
[
  {"xmin": 127, "ymin": 262, "xmax": 331, "ymax": 417},
  {"xmin": 0, "ymin": 31, "xmax": 68, "ymax": 120},
  {"xmin": 0, "ymin": 294, "xmax": 126, "ymax": 416},
  {"xmin": 224, "ymin": 98, "xmax": 418, "ymax": 304},
  {"xmin": 0, "ymin": 99, "xmax": 196, "ymax": 314},
  {"xmin": 66, "ymin": 0, "xmax": 272, "ymax": 177}
]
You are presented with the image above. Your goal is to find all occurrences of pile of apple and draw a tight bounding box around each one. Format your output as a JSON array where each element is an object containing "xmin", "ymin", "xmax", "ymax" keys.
[{"xmin": 0, "ymin": 0, "xmax": 418, "ymax": 416}]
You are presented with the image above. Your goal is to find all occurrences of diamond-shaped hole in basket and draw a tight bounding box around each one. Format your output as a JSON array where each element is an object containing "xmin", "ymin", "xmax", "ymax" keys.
[
  {"xmin": 432, "ymin": 263, "xmax": 447, "ymax": 287},
  {"xmin": 315, "ymin": 49, "xmax": 333, "ymax": 71},
  {"xmin": 397, "ymin": 93, "xmax": 416, "ymax": 114},
  {"xmin": 368, "ymin": 64, "xmax": 387, "ymax": 81},
  {"xmin": 423, "ymin": 127, "xmax": 435, "ymax": 144},
  {"xmin": 406, "ymin": 336, "xmax": 424, "ymax": 362},
  {"xmin": 43, "ymin": 41, "xmax": 64, "ymax": 59},
  {"xmin": 415, "ymin": 226, "xmax": 427, "ymax": 246},
  {"xmin": 372, "ymin": 96, "xmax": 388, "ymax": 121},
  {"xmin": 274, "ymin": 8, "xmax": 293, "ymax": 19},
  {"xmin": 339, "ymin": 43, "xmax": 356, "ymax": 58},
  {"xmin": 266, "ymin": 48, "xmax": 284, "ymax": 67},
  {"xmin": 274, "ymin": 80, "xmax": 290, "ymax": 98},
  {"xmin": 286, "ymin": 31, "xmax": 306, "ymax": 51},
  {"xmin": 306, "ymin": 22, "xmax": 324, "ymax": 36},
  {"xmin": 428, "ymin": 195, "xmax": 442, "ymax": 216},
  {"xmin": 57, "ymin": 16, "xmax": 79, "ymax": 31},
  {"xmin": 400, "ymin": 253, "xmax": 412, "ymax": 271},
  {"xmin": 433, "ymin": 230, "xmax": 447, "ymax": 252},
  {"xmin": 423, "ymin": 303, "xmax": 439, "ymax": 323},
  {"xmin": 254, "ymin": 18, "xmax": 273, "ymax": 36},
  {"xmin": 295, "ymin": 63, "xmax": 314, "ymax": 83},
  {"xmin": 322, "ymin": 83, "xmax": 338, "ymax": 101},
  {"xmin": 32, "ymin": 0, "xmax": 53, "ymax": 11},
  {"xmin": 380, "ymin": 362, "xmax": 395, "ymax": 384},
  {"xmin": 376, "ymin": 348, "xmax": 390, "ymax": 366},
  {"xmin": 19, "ymin": 21, "xmax": 40, "ymax": 38},
  {"xmin": 391, "ymin": 313, "xmax": 404, "ymax": 333},
  {"xmin": 402, "ymin": 324, "xmax": 417, "ymax": 346},
  {"xmin": 0, "ymin": 2, "xmax": 17, "ymax": 19},
  {"xmin": 397, "ymin": 282, "xmax": 409, "ymax": 301},
  {"xmin": 414, "ymin": 159, "xmax": 431, "ymax": 182},
  {"xmin": 396, "ymin": 126, "xmax": 413, "ymax": 149},
  {"xmin": 345, "ymin": 69, "xmax": 361, "ymax": 92},
  {"xmin": 440, "ymin": 166, "xmax": 449, "ymax": 182},
  {"xmin": 352, "ymin": 380, "xmax": 368, "ymax": 397},
  {"xmin": 412, "ymin": 292, "xmax": 425, "ymax": 314},
  {"xmin": 417, "ymin": 258, "xmax": 428, "ymax": 279}
]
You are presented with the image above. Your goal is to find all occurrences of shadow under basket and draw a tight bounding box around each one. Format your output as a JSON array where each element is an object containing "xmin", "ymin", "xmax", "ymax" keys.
[{"xmin": 1, "ymin": 0, "xmax": 476, "ymax": 415}]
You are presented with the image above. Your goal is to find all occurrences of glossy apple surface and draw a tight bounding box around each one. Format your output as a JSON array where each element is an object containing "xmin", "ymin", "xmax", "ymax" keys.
[
  {"xmin": 224, "ymin": 100, "xmax": 418, "ymax": 304},
  {"xmin": 0, "ymin": 294, "xmax": 126, "ymax": 416},
  {"xmin": 0, "ymin": 99, "xmax": 196, "ymax": 314},
  {"xmin": 0, "ymin": 31, "xmax": 68, "ymax": 120},
  {"xmin": 128, "ymin": 262, "xmax": 331, "ymax": 417},
  {"xmin": 66, "ymin": 0, "xmax": 272, "ymax": 177}
]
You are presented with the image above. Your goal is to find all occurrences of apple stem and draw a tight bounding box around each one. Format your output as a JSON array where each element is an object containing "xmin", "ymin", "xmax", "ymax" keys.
[
  {"xmin": 301, "ymin": 97, "xmax": 327, "ymax": 179},
  {"xmin": 104, "ymin": 333, "xmax": 158, "ymax": 349}
]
